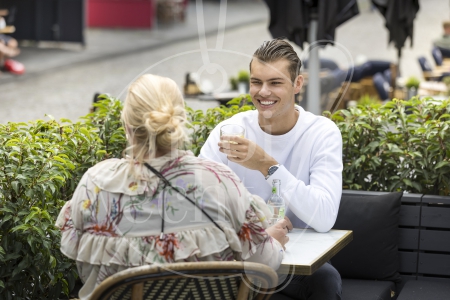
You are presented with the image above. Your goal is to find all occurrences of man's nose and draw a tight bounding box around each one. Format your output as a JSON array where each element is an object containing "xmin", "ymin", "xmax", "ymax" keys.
[{"xmin": 259, "ymin": 83, "xmax": 271, "ymax": 97}]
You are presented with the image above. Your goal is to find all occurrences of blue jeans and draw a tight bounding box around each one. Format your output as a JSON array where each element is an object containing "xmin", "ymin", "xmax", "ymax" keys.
[{"xmin": 271, "ymin": 262, "xmax": 342, "ymax": 300}]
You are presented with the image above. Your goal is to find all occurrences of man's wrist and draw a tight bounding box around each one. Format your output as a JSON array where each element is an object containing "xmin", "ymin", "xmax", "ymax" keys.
[{"xmin": 260, "ymin": 159, "xmax": 278, "ymax": 177}]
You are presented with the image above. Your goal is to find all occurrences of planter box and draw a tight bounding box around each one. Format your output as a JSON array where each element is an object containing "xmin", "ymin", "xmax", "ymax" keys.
[{"xmin": 87, "ymin": 0, "xmax": 154, "ymax": 28}]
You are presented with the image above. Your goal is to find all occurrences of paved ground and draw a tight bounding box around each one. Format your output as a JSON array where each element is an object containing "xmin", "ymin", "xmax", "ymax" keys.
[{"xmin": 0, "ymin": 0, "xmax": 449, "ymax": 124}]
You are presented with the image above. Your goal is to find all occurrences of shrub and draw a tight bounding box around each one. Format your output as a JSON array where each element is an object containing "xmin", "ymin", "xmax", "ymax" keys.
[
  {"xmin": 1, "ymin": 93, "xmax": 449, "ymax": 298},
  {"xmin": 0, "ymin": 96, "xmax": 125, "ymax": 299},
  {"xmin": 325, "ymin": 97, "xmax": 450, "ymax": 195},
  {"xmin": 186, "ymin": 94, "xmax": 254, "ymax": 156}
]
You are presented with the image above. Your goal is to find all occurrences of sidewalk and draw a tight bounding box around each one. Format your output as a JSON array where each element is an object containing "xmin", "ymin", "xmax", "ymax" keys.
[
  {"xmin": 1, "ymin": 0, "xmax": 450, "ymax": 124},
  {"xmin": 0, "ymin": 0, "xmax": 268, "ymax": 84}
]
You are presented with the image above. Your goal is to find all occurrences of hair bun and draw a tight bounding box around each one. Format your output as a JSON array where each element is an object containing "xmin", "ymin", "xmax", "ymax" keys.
[{"xmin": 144, "ymin": 103, "xmax": 184, "ymax": 134}]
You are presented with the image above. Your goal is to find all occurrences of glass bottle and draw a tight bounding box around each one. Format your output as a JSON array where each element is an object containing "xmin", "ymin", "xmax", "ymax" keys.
[{"xmin": 267, "ymin": 179, "xmax": 285, "ymax": 225}]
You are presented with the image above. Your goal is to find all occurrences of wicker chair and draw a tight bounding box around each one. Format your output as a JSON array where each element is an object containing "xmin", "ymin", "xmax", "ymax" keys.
[{"xmin": 90, "ymin": 261, "xmax": 279, "ymax": 300}]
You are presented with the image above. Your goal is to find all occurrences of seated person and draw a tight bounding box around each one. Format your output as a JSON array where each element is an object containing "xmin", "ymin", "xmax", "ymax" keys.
[
  {"xmin": 56, "ymin": 74, "xmax": 292, "ymax": 300},
  {"xmin": 434, "ymin": 21, "xmax": 450, "ymax": 51},
  {"xmin": 0, "ymin": 32, "xmax": 20, "ymax": 59},
  {"xmin": 0, "ymin": 13, "xmax": 22, "ymax": 74}
]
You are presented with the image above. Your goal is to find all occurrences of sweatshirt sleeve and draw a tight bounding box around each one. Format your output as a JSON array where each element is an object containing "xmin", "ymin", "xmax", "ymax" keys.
[{"xmin": 267, "ymin": 125, "xmax": 343, "ymax": 233}]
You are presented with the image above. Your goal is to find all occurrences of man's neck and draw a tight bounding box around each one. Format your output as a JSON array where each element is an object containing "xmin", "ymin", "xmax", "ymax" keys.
[{"xmin": 259, "ymin": 108, "xmax": 299, "ymax": 135}]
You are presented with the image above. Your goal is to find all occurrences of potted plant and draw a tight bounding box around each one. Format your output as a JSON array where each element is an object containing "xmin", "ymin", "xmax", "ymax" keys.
[
  {"xmin": 229, "ymin": 76, "xmax": 238, "ymax": 91},
  {"xmin": 405, "ymin": 76, "xmax": 420, "ymax": 99},
  {"xmin": 237, "ymin": 70, "xmax": 250, "ymax": 94}
]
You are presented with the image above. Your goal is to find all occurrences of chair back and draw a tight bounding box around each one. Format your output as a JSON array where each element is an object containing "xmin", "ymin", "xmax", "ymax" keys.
[
  {"xmin": 418, "ymin": 56, "xmax": 433, "ymax": 72},
  {"xmin": 432, "ymin": 47, "xmax": 443, "ymax": 66},
  {"xmin": 90, "ymin": 261, "xmax": 279, "ymax": 300}
]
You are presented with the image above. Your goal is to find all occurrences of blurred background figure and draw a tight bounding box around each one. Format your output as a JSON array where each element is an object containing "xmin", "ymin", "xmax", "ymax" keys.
[
  {"xmin": 0, "ymin": 8, "xmax": 24, "ymax": 75},
  {"xmin": 433, "ymin": 21, "xmax": 450, "ymax": 51}
]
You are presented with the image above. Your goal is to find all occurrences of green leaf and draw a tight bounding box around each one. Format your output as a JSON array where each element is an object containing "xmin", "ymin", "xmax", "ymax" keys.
[
  {"xmin": 11, "ymin": 181, "xmax": 20, "ymax": 194},
  {"xmin": 435, "ymin": 161, "xmax": 449, "ymax": 169},
  {"xmin": 10, "ymin": 224, "xmax": 31, "ymax": 232}
]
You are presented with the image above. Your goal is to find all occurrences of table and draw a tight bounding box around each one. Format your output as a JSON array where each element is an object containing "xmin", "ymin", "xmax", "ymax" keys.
[
  {"xmin": 278, "ymin": 228, "xmax": 353, "ymax": 275},
  {"xmin": 418, "ymin": 81, "xmax": 447, "ymax": 96},
  {"xmin": 197, "ymin": 91, "xmax": 242, "ymax": 106}
]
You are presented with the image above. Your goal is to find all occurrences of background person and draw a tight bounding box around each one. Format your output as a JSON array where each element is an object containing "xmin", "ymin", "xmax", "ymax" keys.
[
  {"xmin": 433, "ymin": 21, "xmax": 450, "ymax": 50},
  {"xmin": 0, "ymin": 10, "xmax": 23, "ymax": 75},
  {"xmin": 56, "ymin": 74, "xmax": 290, "ymax": 300},
  {"xmin": 199, "ymin": 38, "xmax": 343, "ymax": 300}
]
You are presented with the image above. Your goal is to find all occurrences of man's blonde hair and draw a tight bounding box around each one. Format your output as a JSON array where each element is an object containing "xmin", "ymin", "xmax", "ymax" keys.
[{"xmin": 121, "ymin": 74, "xmax": 188, "ymax": 163}]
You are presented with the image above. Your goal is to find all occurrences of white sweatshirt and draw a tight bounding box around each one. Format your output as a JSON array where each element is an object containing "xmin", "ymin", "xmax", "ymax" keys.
[{"xmin": 199, "ymin": 105, "xmax": 343, "ymax": 232}]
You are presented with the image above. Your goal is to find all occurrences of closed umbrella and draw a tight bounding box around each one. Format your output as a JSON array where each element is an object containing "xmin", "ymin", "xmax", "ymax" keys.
[
  {"xmin": 265, "ymin": 0, "xmax": 359, "ymax": 49},
  {"xmin": 263, "ymin": 0, "xmax": 359, "ymax": 114},
  {"xmin": 372, "ymin": 0, "xmax": 419, "ymax": 97},
  {"xmin": 372, "ymin": 0, "xmax": 420, "ymax": 63}
]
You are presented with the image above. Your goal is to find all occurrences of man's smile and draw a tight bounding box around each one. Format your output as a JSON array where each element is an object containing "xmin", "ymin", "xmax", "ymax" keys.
[{"xmin": 257, "ymin": 99, "xmax": 277, "ymax": 108}]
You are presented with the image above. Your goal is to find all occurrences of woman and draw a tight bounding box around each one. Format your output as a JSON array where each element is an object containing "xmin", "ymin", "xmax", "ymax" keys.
[{"xmin": 56, "ymin": 74, "xmax": 289, "ymax": 299}]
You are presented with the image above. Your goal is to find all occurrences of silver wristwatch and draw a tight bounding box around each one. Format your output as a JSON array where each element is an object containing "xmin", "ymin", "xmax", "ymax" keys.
[{"xmin": 265, "ymin": 164, "xmax": 280, "ymax": 180}]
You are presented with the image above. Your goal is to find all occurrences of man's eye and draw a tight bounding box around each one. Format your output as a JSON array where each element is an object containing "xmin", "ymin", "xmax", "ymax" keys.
[
  {"xmin": 251, "ymin": 81, "xmax": 261, "ymax": 84},
  {"xmin": 272, "ymin": 82, "xmax": 281, "ymax": 85}
]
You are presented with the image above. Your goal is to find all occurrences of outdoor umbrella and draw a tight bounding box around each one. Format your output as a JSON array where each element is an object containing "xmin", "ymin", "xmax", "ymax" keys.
[
  {"xmin": 263, "ymin": 0, "xmax": 359, "ymax": 114},
  {"xmin": 372, "ymin": 0, "xmax": 420, "ymax": 62},
  {"xmin": 372, "ymin": 0, "xmax": 419, "ymax": 96},
  {"xmin": 264, "ymin": 0, "xmax": 359, "ymax": 49}
]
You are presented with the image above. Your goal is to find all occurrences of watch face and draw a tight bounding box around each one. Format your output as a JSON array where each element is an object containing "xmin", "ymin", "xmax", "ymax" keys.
[{"xmin": 268, "ymin": 165, "xmax": 279, "ymax": 175}]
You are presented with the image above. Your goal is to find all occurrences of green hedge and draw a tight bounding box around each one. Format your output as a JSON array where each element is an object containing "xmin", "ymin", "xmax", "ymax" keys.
[
  {"xmin": 0, "ymin": 96, "xmax": 125, "ymax": 299},
  {"xmin": 325, "ymin": 97, "xmax": 450, "ymax": 195},
  {"xmin": 0, "ymin": 94, "xmax": 449, "ymax": 299}
]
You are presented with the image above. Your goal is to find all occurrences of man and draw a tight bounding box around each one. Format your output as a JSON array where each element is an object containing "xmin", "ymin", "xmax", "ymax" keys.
[
  {"xmin": 199, "ymin": 38, "xmax": 343, "ymax": 299},
  {"xmin": 434, "ymin": 21, "xmax": 450, "ymax": 51}
]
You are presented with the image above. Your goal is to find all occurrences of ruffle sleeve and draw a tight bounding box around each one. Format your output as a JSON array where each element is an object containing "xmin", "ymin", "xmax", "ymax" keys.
[{"xmin": 237, "ymin": 195, "xmax": 284, "ymax": 271}]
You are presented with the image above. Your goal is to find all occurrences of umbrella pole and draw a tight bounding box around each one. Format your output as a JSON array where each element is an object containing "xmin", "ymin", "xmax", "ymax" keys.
[{"xmin": 307, "ymin": 16, "xmax": 321, "ymax": 115}]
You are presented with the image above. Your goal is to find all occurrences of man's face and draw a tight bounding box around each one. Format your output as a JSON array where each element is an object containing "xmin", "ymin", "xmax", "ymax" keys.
[{"xmin": 249, "ymin": 58, "xmax": 302, "ymax": 120}]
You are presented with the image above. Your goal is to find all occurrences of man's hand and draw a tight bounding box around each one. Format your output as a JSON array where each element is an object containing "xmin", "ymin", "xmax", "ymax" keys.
[
  {"xmin": 265, "ymin": 217, "xmax": 293, "ymax": 249},
  {"xmin": 218, "ymin": 135, "xmax": 277, "ymax": 176}
]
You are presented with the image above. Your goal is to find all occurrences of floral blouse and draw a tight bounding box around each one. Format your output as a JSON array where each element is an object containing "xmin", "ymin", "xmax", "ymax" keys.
[{"xmin": 56, "ymin": 150, "xmax": 284, "ymax": 300}]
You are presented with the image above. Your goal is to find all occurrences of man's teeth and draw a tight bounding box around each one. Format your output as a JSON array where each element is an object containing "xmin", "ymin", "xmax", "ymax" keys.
[{"xmin": 260, "ymin": 101, "xmax": 275, "ymax": 105}]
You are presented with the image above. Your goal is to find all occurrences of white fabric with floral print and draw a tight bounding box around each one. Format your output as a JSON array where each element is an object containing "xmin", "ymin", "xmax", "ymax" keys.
[{"xmin": 56, "ymin": 150, "xmax": 284, "ymax": 300}]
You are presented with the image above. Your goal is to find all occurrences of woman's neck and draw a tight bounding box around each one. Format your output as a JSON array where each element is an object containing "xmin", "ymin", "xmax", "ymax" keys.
[{"xmin": 154, "ymin": 148, "xmax": 171, "ymax": 158}]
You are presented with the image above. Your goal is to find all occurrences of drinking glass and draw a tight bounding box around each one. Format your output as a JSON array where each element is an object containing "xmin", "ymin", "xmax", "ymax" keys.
[{"xmin": 220, "ymin": 124, "xmax": 245, "ymax": 144}]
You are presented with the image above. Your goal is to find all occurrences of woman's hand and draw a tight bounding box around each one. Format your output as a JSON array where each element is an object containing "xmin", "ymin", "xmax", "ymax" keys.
[{"xmin": 265, "ymin": 217, "xmax": 293, "ymax": 249}]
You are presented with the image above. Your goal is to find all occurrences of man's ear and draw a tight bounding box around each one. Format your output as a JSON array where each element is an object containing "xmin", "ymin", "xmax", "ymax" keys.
[{"xmin": 294, "ymin": 75, "xmax": 304, "ymax": 94}]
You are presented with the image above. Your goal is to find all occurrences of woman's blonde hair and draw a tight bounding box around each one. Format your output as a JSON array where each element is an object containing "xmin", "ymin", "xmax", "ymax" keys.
[{"xmin": 121, "ymin": 74, "xmax": 188, "ymax": 163}]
